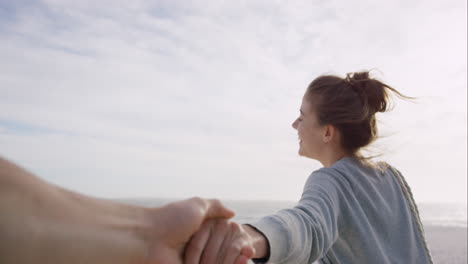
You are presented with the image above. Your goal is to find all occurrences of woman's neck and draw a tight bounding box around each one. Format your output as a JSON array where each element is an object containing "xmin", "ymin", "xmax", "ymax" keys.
[{"xmin": 319, "ymin": 148, "xmax": 352, "ymax": 168}]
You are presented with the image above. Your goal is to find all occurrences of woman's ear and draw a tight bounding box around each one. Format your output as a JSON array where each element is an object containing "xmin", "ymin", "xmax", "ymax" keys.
[{"xmin": 322, "ymin": 125, "xmax": 336, "ymax": 143}]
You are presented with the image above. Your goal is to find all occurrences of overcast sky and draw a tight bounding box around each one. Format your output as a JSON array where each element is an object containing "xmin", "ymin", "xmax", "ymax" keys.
[{"xmin": 1, "ymin": 0, "xmax": 466, "ymax": 203}]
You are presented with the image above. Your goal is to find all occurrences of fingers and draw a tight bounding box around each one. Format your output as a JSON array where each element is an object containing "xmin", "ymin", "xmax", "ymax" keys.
[
  {"xmin": 236, "ymin": 244, "xmax": 257, "ymax": 264},
  {"xmin": 186, "ymin": 197, "xmax": 235, "ymax": 221},
  {"xmin": 184, "ymin": 220, "xmax": 214, "ymax": 264},
  {"xmin": 220, "ymin": 222, "xmax": 247, "ymax": 264},
  {"xmin": 184, "ymin": 219, "xmax": 255, "ymax": 264},
  {"xmin": 241, "ymin": 244, "xmax": 256, "ymax": 259},
  {"xmin": 201, "ymin": 219, "xmax": 230, "ymax": 264},
  {"xmin": 222, "ymin": 244, "xmax": 242, "ymax": 264},
  {"xmin": 227, "ymin": 238, "xmax": 256, "ymax": 264},
  {"xmin": 184, "ymin": 219, "xmax": 249, "ymax": 264},
  {"xmin": 204, "ymin": 198, "xmax": 235, "ymax": 219},
  {"xmin": 180, "ymin": 197, "xmax": 253, "ymax": 264},
  {"xmin": 235, "ymin": 254, "xmax": 251, "ymax": 264}
]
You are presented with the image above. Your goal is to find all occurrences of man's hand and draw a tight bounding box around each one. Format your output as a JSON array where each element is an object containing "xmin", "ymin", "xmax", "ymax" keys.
[
  {"xmin": 0, "ymin": 157, "xmax": 238, "ymax": 264},
  {"xmin": 146, "ymin": 198, "xmax": 236, "ymax": 264}
]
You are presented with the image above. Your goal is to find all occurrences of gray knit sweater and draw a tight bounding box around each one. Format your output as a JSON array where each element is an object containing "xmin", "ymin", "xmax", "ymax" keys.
[{"xmin": 250, "ymin": 157, "xmax": 432, "ymax": 264}]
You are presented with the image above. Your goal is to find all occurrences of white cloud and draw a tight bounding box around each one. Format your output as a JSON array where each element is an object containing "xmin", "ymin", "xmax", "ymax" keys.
[{"xmin": 0, "ymin": 0, "xmax": 466, "ymax": 202}]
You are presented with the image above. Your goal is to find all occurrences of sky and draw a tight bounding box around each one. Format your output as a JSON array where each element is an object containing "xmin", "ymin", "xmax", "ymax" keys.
[{"xmin": 0, "ymin": 0, "xmax": 466, "ymax": 204}]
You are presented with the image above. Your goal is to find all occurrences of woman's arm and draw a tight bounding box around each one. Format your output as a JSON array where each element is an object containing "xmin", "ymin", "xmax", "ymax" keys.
[
  {"xmin": 247, "ymin": 171, "xmax": 345, "ymax": 263},
  {"xmin": 185, "ymin": 170, "xmax": 345, "ymax": 264}
]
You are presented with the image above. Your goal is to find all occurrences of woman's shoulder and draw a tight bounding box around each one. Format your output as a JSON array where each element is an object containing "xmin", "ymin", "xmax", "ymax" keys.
[
  {"xmin": 312, "ymin": 157, "xmax": 401, "ymax": 183},
  {"xmin": 333, "ymin": 157, "xmax": 398, "ymax": 173},
  {"xmin": 307, "ymin": 159, "xmax": 358, "ymax": 188}
]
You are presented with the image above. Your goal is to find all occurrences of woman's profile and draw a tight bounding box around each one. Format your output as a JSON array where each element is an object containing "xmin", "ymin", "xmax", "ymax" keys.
[{"xmin": 185, "ymin": 71, "xmax": 434, "ymax": 264}]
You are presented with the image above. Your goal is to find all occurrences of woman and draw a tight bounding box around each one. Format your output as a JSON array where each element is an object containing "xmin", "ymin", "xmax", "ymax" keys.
[{"xmin": 184, "ymin": 71, "xmax": 434, "ymax": 264}]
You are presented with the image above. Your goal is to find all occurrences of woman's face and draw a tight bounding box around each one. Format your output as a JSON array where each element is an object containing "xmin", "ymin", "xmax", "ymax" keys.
[{"xmin": 292, "ymin": 96, "xmax": 326, "ymax": 159}]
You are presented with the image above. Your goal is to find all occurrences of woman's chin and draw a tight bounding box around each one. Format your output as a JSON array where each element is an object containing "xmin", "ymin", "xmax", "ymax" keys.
[
  {"xmin": 298, "ymin": 148, "xmax": 315, "ymax": 160},
  {"xmin": 298, "ymin": 148, "xmax": 305, "ymax": 156}
]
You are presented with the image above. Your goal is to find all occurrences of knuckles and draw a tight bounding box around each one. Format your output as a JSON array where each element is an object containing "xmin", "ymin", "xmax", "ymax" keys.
[
  {"xmin": 229, "ymin": 221, "xmax": 242, "ymax": 233},
  {"xmin": 215, "ymin": 218, "xmax": 230, "ymax": 230}
]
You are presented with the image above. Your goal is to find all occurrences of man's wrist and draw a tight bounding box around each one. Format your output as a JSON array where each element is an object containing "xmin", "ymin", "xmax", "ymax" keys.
[{"xmin": 46, "ymin": 188, "xmax": 154, "ymax": 264}]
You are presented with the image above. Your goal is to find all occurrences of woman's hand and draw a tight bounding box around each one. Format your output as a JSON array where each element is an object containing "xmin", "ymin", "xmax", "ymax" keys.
[{"xmin": 184, "ymin": 219, "xmax": 257, "ymax": 264}]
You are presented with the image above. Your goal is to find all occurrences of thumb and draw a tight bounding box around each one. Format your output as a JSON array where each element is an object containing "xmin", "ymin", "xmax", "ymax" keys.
[{"xmin": 204, "ymin": 199, "xmax": 235, "ymax": 219}]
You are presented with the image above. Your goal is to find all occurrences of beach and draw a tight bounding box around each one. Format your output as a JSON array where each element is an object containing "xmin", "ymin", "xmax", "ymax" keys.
[{"xmin": 425, "ymin": 226, "xmax": 467, "ymax": 264}]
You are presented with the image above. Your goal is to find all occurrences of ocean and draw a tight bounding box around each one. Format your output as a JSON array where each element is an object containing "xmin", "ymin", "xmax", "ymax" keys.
[{"xmin": 120, "ymin": 198, "xmax": 467, "ymax": 263}]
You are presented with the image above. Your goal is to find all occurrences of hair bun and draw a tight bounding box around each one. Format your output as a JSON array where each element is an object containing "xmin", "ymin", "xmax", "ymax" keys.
[
  {"xmin": 346, "ymin": 71, "xmax": 388, "ymax": 115},
  {"xmin": 347, "ymin": 71, "xmax": 370, "ymax": 82}
]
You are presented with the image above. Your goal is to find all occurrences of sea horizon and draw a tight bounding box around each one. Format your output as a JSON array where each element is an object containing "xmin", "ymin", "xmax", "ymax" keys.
[{"xmin": 114, "ymin": 197, "xmax": 467, "ymax": 228}]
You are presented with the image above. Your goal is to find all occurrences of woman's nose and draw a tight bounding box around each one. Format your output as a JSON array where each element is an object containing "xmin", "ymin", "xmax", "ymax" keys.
[{"xmin": 292, "ymin": 119, "xmax": 298, "ymax": 129}]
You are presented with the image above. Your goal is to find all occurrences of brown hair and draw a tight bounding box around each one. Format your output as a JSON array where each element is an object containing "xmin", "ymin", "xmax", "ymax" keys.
[{"xmin": 305, "ymin": 71, "xmax": 412, "ymax": 157}]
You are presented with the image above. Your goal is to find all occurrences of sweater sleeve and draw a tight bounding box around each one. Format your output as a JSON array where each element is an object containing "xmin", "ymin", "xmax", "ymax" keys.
[{"xmin": 249, "ymin": 170, "xmax": 348, "ymax": 264}]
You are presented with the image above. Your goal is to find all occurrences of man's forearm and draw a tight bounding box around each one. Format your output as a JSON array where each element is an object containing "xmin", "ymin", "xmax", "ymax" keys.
[
  {"xmin": 0, "ymin": 157, "xmax": 237, "ymax": 264},
  {"xmin": 0, "ymin": 157, "xmax": 152, "ymax": 264}
]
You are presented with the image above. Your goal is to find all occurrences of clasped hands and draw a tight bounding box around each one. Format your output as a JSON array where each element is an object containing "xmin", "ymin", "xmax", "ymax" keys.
[
  {"xmin": 0, "ymin": 157, "xmax": 266, "ymax": 264},
  {"xmin": 153, "ymin": 198, "xmax": 268, "ymax": 264},
  {"xmin": 184, "ymin": 217, "xmax": 256, "ymax": 264}
]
